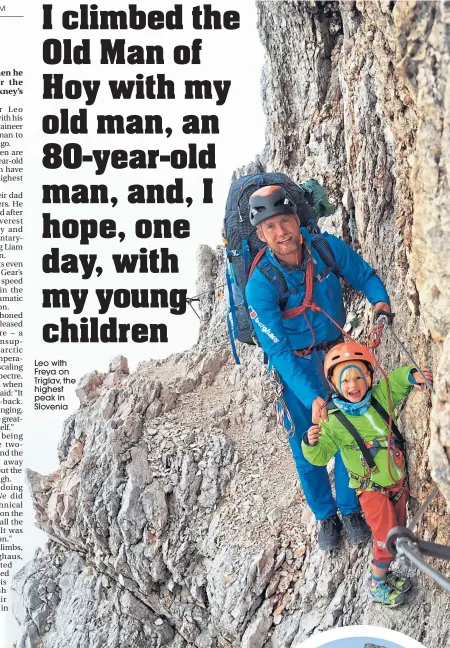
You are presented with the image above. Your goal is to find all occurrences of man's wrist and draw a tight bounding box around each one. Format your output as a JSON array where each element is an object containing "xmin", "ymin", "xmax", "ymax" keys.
[
  {"xmin": 373, "ymin": 303, "xmax": 394, "ymax": 325},
  {"xmin": 373, "ymin": 301, "xmax": 391, "ymax": 313}
]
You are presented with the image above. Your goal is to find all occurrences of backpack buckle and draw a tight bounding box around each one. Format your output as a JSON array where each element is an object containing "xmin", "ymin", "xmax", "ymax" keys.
[{"xmin": 315, "ymin": 271, "xmax": 329, "ymax": 283}]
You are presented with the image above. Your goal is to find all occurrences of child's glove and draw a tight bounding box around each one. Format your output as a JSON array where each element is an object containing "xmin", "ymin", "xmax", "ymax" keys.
[{"xmin": 307, "ymin": 424, "xmax": 321, "ymax": 446}]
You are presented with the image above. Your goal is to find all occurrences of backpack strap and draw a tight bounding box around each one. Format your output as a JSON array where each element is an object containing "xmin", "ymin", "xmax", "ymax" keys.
[
  {"xmin": 258, "ymin": 259, "xmax": 291, "ymax": 311},
  {"xmin": 311, "ymin": 235, "xmax": 341, "ymax": 282},
  {"xmin": 226, "ymin": 313, "xmax": 241, "ymax": 365},
  {"xmin": 226, "ymin": 236, "xmax": 251, "ymax": 268},
  {"xmin": 332, "ymin": 410, "xmax": 379, "ymax": 472},
  {"xmin": 249, "ymin": 247, "xmax": 297, "ymax": 312},
  {"xmin": 371, "ymin": 396, "xmax": 405, "ymax": 448},
  {"xmin": 225, "ymin": 261, "xmax": 241, "ymax": 364}
]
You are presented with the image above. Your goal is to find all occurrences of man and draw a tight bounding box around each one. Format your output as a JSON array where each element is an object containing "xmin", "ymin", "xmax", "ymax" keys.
[{"xmin": 245, "ymin": 185, "xmax": 391, "ymax": 550}]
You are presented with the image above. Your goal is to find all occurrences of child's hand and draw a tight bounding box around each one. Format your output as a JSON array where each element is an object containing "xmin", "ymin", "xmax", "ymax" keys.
[
  {"xmin": 307, "ymin": 424, "xmax": 321, "ymax": 445},
  {"xmin": 412, "ymin": 368, "xmax": 433, "ymax": 391}
]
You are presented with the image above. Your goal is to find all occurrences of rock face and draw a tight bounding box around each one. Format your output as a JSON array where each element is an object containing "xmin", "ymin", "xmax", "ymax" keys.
[
  {"xmin": 259, "ymin": 0, "xmax": 450, "ymax": 512},
  {"xmin": 13, "ymin": 3, "xmax": 450, "ymax": 648}
]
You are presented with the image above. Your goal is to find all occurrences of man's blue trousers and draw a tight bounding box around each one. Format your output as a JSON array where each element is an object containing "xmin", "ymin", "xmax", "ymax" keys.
[{"xmin": 279, "ymin": 350, "xmax": 360, "ymax": 521}]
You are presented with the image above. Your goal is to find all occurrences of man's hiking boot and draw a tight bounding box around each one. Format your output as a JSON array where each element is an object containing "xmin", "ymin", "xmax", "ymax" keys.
[
  {"xmin": 318, "ymin": 514, "xmax": 342, "ymax": 550},
  {"xmin": 385, "ymin": 571, "xmax": 412, "ymax": 593},
  {"xmin": 369, "ymin": 581, "xmax": 407, "ymax": 607},
  {"xmin": 342, "ymin": 512, "xmax": 371, "ymax": 545}
]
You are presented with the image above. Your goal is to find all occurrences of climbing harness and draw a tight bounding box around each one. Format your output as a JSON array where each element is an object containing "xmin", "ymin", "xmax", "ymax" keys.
[
  {"xmin": 255, "ymin": 253, "xmax": 400, "ymax": 463},
  {"xmin": 332, "ymin": 409, "xmax": 379, "ymax": 474},
  {"xmin": 353, "ymin": 473, "xmax": 407, "ymax": 504},
  {"xmin": 368, "ymin": 335, "xmax": 403, "ymax": 484},
  {"xmin": 330, "ymin": 394, "xmax": 406, "ymax": 484},
  {"xmin": 386, "ymin": 486, "xmax": 450, "ymax": 592}
]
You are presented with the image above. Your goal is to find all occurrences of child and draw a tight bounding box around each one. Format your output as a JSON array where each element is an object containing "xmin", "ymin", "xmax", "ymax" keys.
[{"xmin": 302, "ymin": 341, "xmax": 433, "ymax": 606}]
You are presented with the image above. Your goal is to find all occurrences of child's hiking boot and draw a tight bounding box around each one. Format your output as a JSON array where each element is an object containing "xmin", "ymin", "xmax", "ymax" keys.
[
  {"xmin": 385, "ymin": 571, "xmax": 412, "ymax": 593},
  {"xmin": 342, "ymin": 512, "xmax": 371, "ymax": 545},
  {"xmin": 369, "ymin": 581, "xmax": 407, "ymax": 607},
  {"xmin": 318, "ymin": 514, "xmax": 342, "ymax": 550}
]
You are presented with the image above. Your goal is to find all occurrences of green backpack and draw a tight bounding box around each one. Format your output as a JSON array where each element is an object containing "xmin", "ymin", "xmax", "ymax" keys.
[{"xmin": 301, "ymin": 179, "xmax": 336, "ymax": 219}]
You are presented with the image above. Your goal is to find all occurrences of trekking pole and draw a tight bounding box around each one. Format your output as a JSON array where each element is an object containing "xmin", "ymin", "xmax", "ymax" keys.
[{"xmin": 376, "ymin": 314, "xmax": 435, "ymax": 394}]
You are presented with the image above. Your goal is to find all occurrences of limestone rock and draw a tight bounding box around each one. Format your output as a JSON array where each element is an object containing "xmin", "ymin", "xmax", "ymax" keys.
[
  {"xmin": 75, "ymin": 371, "xmax": 105, "ymax": 404},
  {"xmin": 109, "ymin": 355, "xmax": 129, "ymax": 374}
]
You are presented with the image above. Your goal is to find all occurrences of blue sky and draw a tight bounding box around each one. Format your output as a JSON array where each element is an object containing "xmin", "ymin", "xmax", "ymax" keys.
[{"xmin": 323, "ymin": 639, "xmax": 402, "ymax": 648}]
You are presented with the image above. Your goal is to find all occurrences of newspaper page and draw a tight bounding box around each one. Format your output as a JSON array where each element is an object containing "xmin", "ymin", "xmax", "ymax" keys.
[{"xmin": 0, "ymin": 2, "xmax": 449, "ymax": 648}]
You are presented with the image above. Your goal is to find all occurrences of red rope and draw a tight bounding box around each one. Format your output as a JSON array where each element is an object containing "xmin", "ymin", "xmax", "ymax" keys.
[{"xmin": 368, "ymin": 348, "xmax": 398, "ymax": 483}]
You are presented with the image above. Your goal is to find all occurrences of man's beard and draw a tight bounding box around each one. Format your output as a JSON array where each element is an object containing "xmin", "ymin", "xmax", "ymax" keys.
[{"xmin": 273, "ymin": 238, "xmax": 300, "ymax": 256}]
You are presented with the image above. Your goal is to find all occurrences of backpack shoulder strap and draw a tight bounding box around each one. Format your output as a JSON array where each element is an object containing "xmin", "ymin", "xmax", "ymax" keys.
[
  {"xmin": 257, "ymin": 258, "xmax": 290, "ymax": 311},
  {"xmin": 332, "ymin": 410, "xmax": 378, "ymax": 472},
  {"xmin": 370, "ymin": 397, "xmax": 405, "ymax": 448},
  {"xmin": 310, "ymin": 234, "xmax": 341, "ymax": 281}
]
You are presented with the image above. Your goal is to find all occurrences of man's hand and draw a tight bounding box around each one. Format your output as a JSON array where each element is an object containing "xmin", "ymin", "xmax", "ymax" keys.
[
  {"xmin": 411, "ymin": 368, "xmax": 433, "ymax": 391},
  {"xmin": 312, "ymin": 396, "xmax": 328, "ymax": 424},
  {"xmin": 307, "ymin": 424, "xmax": 321, "ymax": 445},
  {"xmin": 369, "ymin": 302, "xmax": 392, "ymax": 348}
]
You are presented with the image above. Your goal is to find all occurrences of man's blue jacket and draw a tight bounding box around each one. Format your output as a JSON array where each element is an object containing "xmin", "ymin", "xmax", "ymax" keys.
[{"xmin": 245, "ymin": 229, "xmax": 389, "ymax": 409}]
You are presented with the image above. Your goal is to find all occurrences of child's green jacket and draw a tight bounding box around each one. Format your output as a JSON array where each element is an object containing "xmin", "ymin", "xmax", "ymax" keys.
[{"xmin": 302, "ymin": 366, "xmax": 415, "ymax": 491}]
